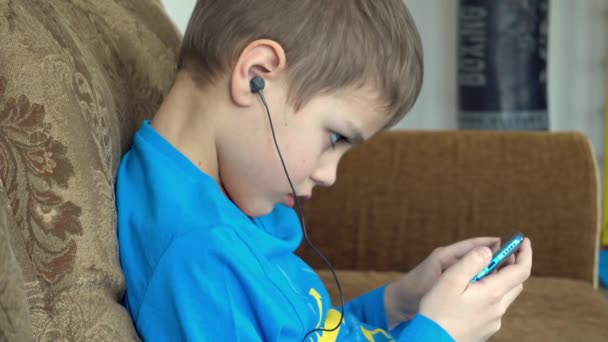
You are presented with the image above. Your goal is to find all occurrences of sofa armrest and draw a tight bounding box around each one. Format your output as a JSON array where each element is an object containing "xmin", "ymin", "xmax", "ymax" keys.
[{"xmin": 300, "ymin": 130, "xmax": 600, "ymax": 287}]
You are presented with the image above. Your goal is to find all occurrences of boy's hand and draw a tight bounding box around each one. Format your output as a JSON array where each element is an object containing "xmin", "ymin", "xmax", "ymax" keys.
[
  {"xmin": 384, "ymin": 237, "xmax": 501, "ymax": 329},
  {"xmin": 419, "ymin": 238, "xmax": 532, "ymax": 342}
]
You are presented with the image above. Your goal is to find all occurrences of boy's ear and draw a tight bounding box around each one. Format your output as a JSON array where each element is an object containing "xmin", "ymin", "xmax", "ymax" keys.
[{"xmin": 230, "ymin": 39, "xmax": 287, "ymax": 107}]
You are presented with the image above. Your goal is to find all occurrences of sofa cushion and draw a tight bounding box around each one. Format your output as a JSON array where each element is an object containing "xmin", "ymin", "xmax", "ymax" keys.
[
  {"xmin": 318, "ymin": 270, "xmax": 608, "ymax": 341},
  {"xmin": 0, "ymin": 0, "xmax": 180, "ymax": 340}
]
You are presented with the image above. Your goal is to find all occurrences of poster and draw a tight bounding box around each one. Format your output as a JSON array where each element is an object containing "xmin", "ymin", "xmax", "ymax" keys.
[{"xmin": 458, "ymin": 0, "xmax": 549, "ymax": 130}]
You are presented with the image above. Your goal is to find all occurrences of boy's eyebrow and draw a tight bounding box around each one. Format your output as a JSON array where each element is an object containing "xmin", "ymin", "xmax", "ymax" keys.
[{"xmin": 345, "ymin": 120, "xmax": 364, "ymax": 145}]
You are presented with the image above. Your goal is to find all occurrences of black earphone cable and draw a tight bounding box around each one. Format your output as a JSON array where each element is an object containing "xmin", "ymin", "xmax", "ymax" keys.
[{"xmin": 254, "ymin": 88, "xmax": 345, "ymax": 341}]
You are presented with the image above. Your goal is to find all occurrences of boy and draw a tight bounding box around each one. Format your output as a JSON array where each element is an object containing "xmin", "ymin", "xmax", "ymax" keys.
[{"xmin": 116, "ymin": 0, "xmax": 533, "ymax": 341}]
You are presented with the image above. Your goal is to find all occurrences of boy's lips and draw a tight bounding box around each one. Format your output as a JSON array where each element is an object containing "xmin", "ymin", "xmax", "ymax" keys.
[
  {"xmin": 284, "ymin": 193, "xmax": 311, "ymax": 207},
  {"xmin": 285, "ymin": 194, "xmax": 295, "ymax": 207}
]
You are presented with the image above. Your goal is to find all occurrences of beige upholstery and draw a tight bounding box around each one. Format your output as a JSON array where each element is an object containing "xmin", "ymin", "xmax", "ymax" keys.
[{"xmin": 0, "ymin": 0, "xmax": 179, "ymax": 340}]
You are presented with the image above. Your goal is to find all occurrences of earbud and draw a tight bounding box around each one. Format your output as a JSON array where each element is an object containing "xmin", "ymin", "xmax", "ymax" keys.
[{"xmin": 250, "ymin": 76, "xmax": 266, "ymax": 93}]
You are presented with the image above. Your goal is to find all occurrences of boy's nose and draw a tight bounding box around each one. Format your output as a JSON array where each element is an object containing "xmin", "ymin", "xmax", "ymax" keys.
[{"xmin": 311, "ymin": 162, "xmax": 337, "ymax": 188}]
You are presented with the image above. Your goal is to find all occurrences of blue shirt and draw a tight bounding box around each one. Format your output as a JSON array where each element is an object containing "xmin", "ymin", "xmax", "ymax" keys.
[{"xmin": 116, "ymin": 121, "xmax": 454, "ymax": 341}]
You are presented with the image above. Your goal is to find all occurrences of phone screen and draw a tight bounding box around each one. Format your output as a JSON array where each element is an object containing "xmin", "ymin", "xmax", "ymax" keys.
[{"xmin": 471, "ymin": 232, "xmax": 525, "ymax": 283}]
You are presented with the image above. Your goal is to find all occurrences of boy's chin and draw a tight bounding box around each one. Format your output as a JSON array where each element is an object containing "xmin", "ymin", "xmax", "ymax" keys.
[{"xmin": 235, "ymin": 198, "xmax": 276, "ymax": 218}]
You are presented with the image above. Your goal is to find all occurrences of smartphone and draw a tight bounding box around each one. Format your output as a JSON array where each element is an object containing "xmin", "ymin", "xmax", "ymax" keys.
[{"xmin": 471, "ymin": 232, "xmax": 525, "ymax": 283}]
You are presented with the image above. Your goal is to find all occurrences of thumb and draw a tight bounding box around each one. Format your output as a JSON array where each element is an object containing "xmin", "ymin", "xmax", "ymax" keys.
[{"xmin": 437, "ymin": 246, "xmax": 492, "ymax": 293}]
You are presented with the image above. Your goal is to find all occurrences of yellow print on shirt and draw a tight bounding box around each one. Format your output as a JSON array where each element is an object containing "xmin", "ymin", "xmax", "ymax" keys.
[{"xmin": 309, "ymin": 288, "xmax": 395, "ymax": 342}]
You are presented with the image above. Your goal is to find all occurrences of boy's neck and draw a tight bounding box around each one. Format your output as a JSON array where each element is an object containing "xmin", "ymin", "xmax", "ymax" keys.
[{"xmin": 150, "ymin": 71, "xmax": 224, "ymax": 184}]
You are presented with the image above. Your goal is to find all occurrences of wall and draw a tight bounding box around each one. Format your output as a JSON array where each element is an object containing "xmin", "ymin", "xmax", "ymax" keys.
[{"xmin": 161, "ymin": 0, "xmax": 608, "ymax": 161}]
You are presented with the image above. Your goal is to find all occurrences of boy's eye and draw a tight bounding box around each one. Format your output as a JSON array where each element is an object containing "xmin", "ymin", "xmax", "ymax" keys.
[{"xmin": 330, "ymin": 132, "xmax": 348, "ymax": 148}]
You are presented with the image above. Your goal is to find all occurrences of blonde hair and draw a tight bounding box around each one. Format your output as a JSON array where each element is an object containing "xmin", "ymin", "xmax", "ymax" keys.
[{"xmin": 179, "ymin": 0, "xmax": 424, "ymax": 124}]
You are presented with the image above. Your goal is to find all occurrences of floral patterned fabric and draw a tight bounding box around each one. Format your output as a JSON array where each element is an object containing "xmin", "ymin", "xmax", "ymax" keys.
[{"xmin": 0, "ymin": 0, "xmax": 180, "ymax": 340}]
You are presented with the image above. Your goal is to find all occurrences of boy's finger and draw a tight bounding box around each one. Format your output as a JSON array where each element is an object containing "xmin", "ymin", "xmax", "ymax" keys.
[
  {"xmin": 438, "ymin": 246, "xmax": 493, "ymax": 294},
  {"xmin": 438, "ymin": 237, "xmax": 499, "ymax": 266},
  {"xmin": 501, "ymin": 283, "xmax": 524, "ymax": 309}
]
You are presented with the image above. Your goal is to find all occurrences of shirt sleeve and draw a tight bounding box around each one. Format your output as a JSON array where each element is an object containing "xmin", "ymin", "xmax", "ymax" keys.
[
  {"xmin": 132, "ymin": 229, "xmax": 265, "ymax": 341},
  {"xmin": 395, "ymin": 315, "xmax": 455, "ymax": 341},
  {"xmin": 340, "ymin": 286, "xmax": 454, "ymax": 342},
  {"xmin": 343, "ymin": 286, "xmax": 391, "ymax": 329}
]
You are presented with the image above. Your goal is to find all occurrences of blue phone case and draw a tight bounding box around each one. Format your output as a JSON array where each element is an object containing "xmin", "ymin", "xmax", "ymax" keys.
[{"xmin": 471, "ymin": 232, "xmax": 525, "ymax": 283}]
